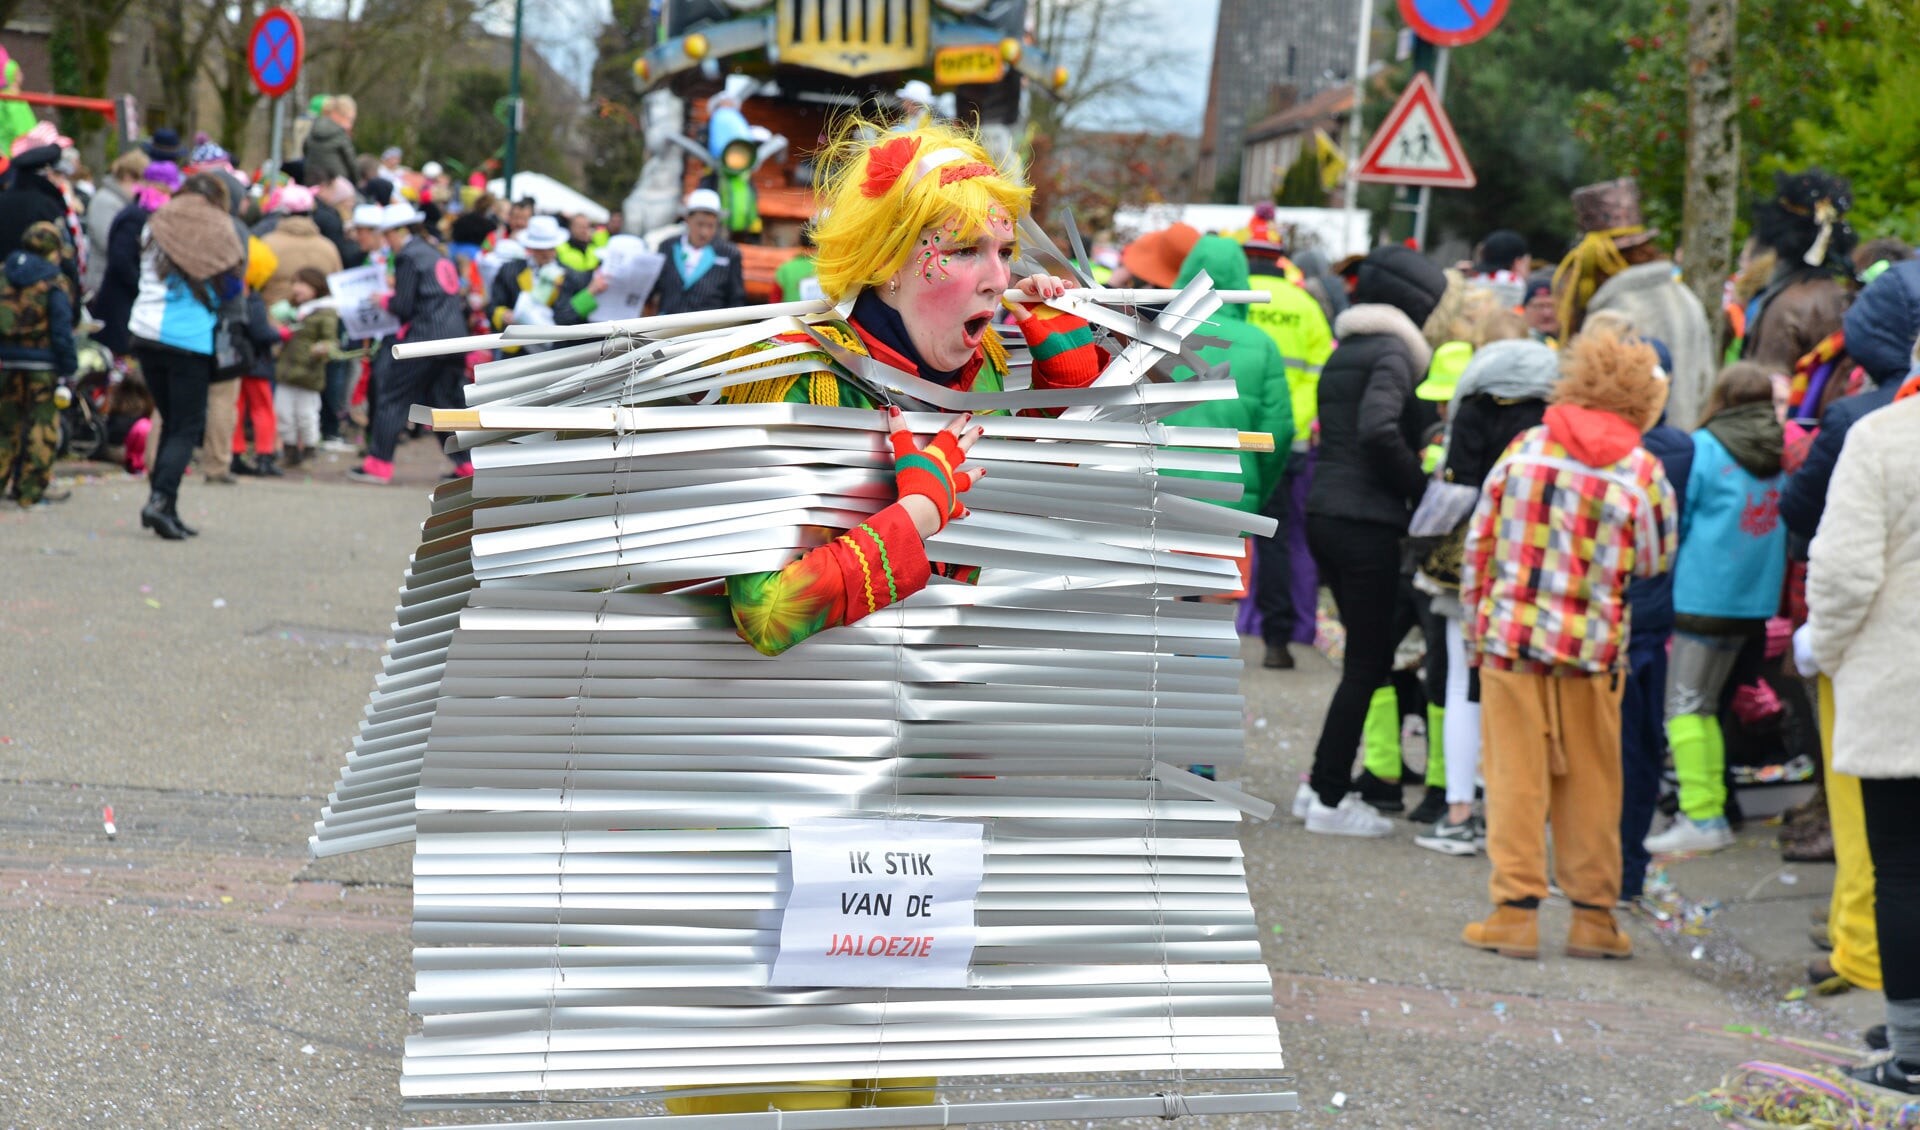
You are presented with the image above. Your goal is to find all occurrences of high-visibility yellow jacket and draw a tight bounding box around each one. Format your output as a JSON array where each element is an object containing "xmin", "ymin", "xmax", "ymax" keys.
[{"xmin": 1246, "ymin": 271, "xmax": 1334, "ymax": 444}]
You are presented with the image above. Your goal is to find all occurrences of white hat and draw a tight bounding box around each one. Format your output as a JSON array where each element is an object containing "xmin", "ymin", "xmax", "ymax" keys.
[
  {"xmin": 378, "ymin": 201, "xmax": 422, "ymax": 231},
  {"xmin": 490, "ymin": 239, "xmax": 526, "ymax": 261},
  {"xmin": 351, "ymin": 203, "xmax": 386, "ymax": 229},
  {"xmin": 519, "ymin": 214, "xmax": 565, "ymax": 250},
  {"xmin": 421, "ymin": 160, "xmax": 444, "ymax": 179},
  {"xmin": 895, "ymin": 79, "xmax": 934, "ymax": 105},
  {"xmin": 684, "ymin": 188, "xmax": 722, "ymax": 216}
]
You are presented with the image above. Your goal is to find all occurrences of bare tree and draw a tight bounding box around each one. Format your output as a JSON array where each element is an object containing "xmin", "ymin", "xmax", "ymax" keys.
[
  {"xmin": 1027, "ymin": 0, "xmax": 1184, "ymax": 226},
  {"xmin": 208, "ymin": 0, "xmax": 267, "ymax": 152},
  {"xmin": 1028, "ymin": 0, "xmax": 1184, "ymax": 137},
  {"xmin": 1681, "ymin": 0, "xmax": 1738, "ymax": 352},
  {"xmin": 49, "ymin": 0, "xmax": 139, "ymax": 148}
]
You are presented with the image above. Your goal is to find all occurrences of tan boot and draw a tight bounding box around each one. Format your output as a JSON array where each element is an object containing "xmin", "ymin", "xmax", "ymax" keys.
[
  {"xmin": 1462, "ymin": 906, "xmax": 1539, "ymax": 959},
  {"xmin": 1567, "ymin": 907, "xmax": 1633, "ymax": 959}
]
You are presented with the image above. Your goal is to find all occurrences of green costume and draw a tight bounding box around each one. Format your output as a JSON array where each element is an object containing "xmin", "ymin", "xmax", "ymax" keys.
[
  {"xmin": 773, "ymin": 253, "xmax": 820, "ymax": 302},
  {"xmin": 1166, "ymin": 236, "xmax": 1293, "ymax": 514},
  {"xmin": 0, "ymin": 62, "xmax": 39, "ymax": 157}
]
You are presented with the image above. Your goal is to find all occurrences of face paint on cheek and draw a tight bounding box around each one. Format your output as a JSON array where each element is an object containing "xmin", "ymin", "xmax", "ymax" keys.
[{"xmin": 915, "ymin": 234, "xmax": 945, "ymax": 284}]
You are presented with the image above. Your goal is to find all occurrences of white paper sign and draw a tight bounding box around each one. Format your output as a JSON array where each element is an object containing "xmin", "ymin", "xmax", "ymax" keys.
[
  {"xmin": 770, "ymin": 818, "xmax": 985, "ymax": 988},
  {"xmin": 591, "ymin": 235, "xmax": 665, "ymax": 323},
  {"xmin": 327, "ymin": 264, "xmax": 401, "ymax": 341}
]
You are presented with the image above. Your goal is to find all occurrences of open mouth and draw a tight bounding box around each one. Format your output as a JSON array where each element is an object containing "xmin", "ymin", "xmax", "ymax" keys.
[{"xmin": 963, "ymin": 314, "xmax": 992, "ymax": 341}]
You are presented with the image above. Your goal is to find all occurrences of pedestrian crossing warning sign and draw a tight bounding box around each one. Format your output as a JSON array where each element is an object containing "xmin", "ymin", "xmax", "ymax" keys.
[{"xmin": 1355, "ymin": 72, "xmax": 1476, "ymax": 188}]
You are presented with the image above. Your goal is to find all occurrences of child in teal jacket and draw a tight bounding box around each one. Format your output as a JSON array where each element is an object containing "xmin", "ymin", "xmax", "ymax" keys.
[{"xmin": 1646, "ymin": 361, "xmax": 1787, "ymax": 856}]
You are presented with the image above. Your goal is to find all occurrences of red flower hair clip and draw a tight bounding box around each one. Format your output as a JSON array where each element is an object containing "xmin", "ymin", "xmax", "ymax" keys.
[{"xmin": 861, "ymin": 136, "xmax": 921, "ymax": 198}]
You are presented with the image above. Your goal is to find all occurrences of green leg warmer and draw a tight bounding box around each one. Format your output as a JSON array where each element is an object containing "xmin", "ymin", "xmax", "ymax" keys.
[
  {"xmin": 1424, "ymin": 703, "xmax": 1446, "ymax": 788},
  {"xmin": 1668, "ymin": 712, "xmax": 1728, "ymax": 822},
  {"xmin": 1362, "ymin": 685, "xmax": 1402, "ymax": 781}
]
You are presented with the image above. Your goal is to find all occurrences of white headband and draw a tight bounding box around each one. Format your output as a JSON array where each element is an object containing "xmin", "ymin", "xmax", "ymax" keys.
[{"xmin": 909, "ymin": 147, "xmax": 972, "ymax": 187}]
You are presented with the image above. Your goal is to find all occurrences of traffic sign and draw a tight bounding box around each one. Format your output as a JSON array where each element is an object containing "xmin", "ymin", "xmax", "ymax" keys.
[
  {"xmin": 1355, "ymin": 72, "xmax": 1476, "ymax": 189},
  {"xmin": 247, "ymin": 8, "xmax": 304, "ymax": 99},
  {"xmin": 1397, "ymin": 0, "xmax": 1508, "ymax": 48}
]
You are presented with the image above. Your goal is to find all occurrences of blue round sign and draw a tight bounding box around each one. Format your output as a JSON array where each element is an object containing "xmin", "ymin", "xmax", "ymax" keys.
[
  {"xmin": 248, "ymin": 8, "xmax": 304, "ymax": 98},
  {"xmin": 1397, "ymin": 0, "xmax": 1507, "ymax": 47}
]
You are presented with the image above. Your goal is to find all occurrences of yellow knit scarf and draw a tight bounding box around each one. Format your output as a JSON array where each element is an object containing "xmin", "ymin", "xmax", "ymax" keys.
[{"xmin": 1553, "ymin": 227, "xmax": 1641, "ymax": 340}]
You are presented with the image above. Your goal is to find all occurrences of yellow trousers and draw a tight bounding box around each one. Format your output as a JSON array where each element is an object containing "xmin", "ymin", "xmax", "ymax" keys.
[{"xmin": 1821, "ymin": 675, "xmax": 1881, "ymax": 990}]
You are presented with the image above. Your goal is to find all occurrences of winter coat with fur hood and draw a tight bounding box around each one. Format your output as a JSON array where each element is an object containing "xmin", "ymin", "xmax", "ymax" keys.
[
  {"xmin": 1806, "ymin": 393, "xmax": 1920, "ymax": 778},
  {"xmin": 1306, "ymin": 245, "xmax": 1448, "ymax": 530}
]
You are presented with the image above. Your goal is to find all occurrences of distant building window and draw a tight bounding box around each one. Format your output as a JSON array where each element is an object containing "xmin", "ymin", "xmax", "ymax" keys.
[{"xmin": 1287, "ymin": 46, "xmax": 1297, "ymax": 78}]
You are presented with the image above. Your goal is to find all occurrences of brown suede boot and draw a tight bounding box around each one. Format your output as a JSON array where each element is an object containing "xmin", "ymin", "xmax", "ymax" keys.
[
  {"xmin": 1567, "ymin": 907, "xmax": 1633, "ymax": 959},
  {"xmin": 1462, "ymin": 906, "xmax": 1539, "ymax": 959}
]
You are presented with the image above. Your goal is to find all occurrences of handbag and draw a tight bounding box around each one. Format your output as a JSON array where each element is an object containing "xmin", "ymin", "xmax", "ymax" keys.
[{"xmin": 213, "ymin": 299, "xmax": 255, "ymax": 376}]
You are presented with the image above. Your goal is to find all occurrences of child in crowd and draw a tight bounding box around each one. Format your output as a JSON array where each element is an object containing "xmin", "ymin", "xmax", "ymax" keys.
[
  {"xmin": 1644, "ymin": 362, "xmax": 1787, "ymax": 855},
  {"xmin": 0, "ymin": 221, "xmax": 78, "ymax": 507},
  {"xmin": 103, "ymin": 375, "xmax": 155, "ymax": 474},
  {"xmin": 231, "ymin": 237, "xmax": 284, "ymax": 476},
  {"xmin": 1459, "ymin": 326, "xmax": 1675, "ymax": 961},
  {"xmin": 273, "ymin": 267, "xmax": 339, "ymax": 467}
]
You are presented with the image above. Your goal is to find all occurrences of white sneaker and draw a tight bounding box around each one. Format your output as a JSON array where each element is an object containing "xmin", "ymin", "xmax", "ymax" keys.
[
  {"xmin": 1291, "ymin": 782, "xmax": 1315, "ymax": 821},
  {"xmin": 319, "ymin": 437, "xmax": 357, "ymax": 454},
  {"xmin": 1305, "ymin": 793, "xmax": 1395, "ymax": 838},
  {"xmin": 1643, "ymin": 815, "xmax": 1735, "ymax": 856}
]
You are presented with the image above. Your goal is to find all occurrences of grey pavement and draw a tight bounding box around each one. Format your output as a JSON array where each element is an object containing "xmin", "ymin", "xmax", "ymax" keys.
[{"xmin": 0, "ymin": 456, "xmax": 1883, "ymax": 1128}]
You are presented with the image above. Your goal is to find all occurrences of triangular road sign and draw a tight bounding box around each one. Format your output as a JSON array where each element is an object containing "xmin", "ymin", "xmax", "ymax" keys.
[{"xmin": 1355, "ymin": 72, "xmax": 1476, "ymax": 188}]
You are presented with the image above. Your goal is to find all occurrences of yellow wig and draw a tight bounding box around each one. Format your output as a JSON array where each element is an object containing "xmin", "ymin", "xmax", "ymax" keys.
[{"xmin": 809, "ymin": 118, "xmax": 1033, "ymax": 303}]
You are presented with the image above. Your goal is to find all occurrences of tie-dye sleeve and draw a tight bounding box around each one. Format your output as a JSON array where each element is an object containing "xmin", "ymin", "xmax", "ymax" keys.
[{"xmin": 727, "ymin": 501, "xmax": 933, "ymax": 656}]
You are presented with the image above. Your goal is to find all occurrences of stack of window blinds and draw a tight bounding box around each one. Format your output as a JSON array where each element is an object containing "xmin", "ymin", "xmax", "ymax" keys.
[{"xmin": 313, "ymin": 280, "xmax": 1293, "ymax": 1125}]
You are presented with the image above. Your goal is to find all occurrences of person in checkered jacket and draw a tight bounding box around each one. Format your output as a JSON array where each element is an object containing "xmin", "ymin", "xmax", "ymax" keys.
[{"xmin": 1457, "ymin": 325, "xmax": 1678, "ymax": 963}]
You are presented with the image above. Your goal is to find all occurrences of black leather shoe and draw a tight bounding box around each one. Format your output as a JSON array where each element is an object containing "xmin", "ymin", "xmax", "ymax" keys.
[
  {"xmin": 1350, "ymin": 768, "xmax": 1405, "ymax": 813},
  {"xmin": 1844, "ymin": 1054, "xmax": 1920, "ymax": 1096},
  {"xmin": 1262, "ymin": 643, "xmax": 1295, "ymax": 669},
  {"xmin": 141, "ymin": 493, "xmax": 188, "ymax": 540},
  {"xmin": 1408, "ymin": 786, "xmax": 1448, "ymax": 824},
  {"xmin": 254, "ymin": 454, "xmax": 285, "ymax": 478},
  {"xmin": 164, "ymin": 497, "xmax": 199, "ymax": 537}
]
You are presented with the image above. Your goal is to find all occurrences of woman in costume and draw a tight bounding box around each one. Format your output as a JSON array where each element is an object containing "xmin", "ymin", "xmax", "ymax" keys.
[
  {"xmin": 715, "ymin": 118, "xmax": 1107, "ymax": 658},
  {"xmin": 659, "ymin": 118, "xmax": 1109, "ymax": 1116}
]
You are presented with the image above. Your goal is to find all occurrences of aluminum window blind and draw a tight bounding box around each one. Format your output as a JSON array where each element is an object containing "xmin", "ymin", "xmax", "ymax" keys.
[{"xmin": 312, "ymin": 278, "xmax": 1292, "ymax": 1123}]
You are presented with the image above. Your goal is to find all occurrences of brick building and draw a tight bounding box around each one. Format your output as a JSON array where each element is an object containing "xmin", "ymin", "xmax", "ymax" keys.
[{"xmin": 1192, "ymin": 0, "xmax": 1354, "ymax": 202}]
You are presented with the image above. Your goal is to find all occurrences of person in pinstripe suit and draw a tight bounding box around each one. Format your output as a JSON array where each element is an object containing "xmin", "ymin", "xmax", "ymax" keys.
[
  {"xmin": 349, "ymin": 202, "xmax": 472, "ymax": 484},
  {"xmin": 649, "ymin": 189, "xmax": 747, "ymax": 316}
]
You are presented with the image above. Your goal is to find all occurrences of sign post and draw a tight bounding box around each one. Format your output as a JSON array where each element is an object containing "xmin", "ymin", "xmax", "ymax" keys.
[
  {"xmin": 247, "ymin": 7, "xmax": 304, "ymax": 178},
  {"xmin": 1374, "ymin": 0, "xmax": 1503, "ymax": 248}
]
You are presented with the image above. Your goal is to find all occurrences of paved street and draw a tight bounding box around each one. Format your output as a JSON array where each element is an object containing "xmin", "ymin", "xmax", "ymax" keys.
[{"xmin": 1, "ymin": 452, "xmax": 1880, "ymax": 1128}]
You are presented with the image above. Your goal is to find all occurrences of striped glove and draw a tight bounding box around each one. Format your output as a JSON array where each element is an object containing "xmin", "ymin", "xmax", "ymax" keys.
[{"xmin": 887, "ymin": 407, "xmax": 974, "ymax": 532}]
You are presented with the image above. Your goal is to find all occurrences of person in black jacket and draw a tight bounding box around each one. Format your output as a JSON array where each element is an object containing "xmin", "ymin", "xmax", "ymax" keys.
[
  {"xmin": 1620, "ymin": 337, "xmax": 1694, "ymax": 902},
  {"xmin": 1297, "ymin": 244, "xmax": 1452, "ymax": 837},
  {"xmin": 1780, "ymin": 258, "xmax": 1920, "ymax": 541},
  {"xmin": 349, "ymin": 204, "xmax": 470, "ymax": 484},
  {"xmin": 0, "ymin": 146, "xmax": 77, "ymax": 295},
  {"xmin": 485, "ymin": 214, "xmax": 597, "ymax": 339},
  {"xmin": 650, "ymin": 189, "xmax": 746, "ymax": 315},
  {"xmin": 90, "ymin": 161, "xmax": 180, "ymax": 356}
]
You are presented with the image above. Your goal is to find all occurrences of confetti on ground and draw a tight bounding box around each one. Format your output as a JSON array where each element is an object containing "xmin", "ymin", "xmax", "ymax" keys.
[{"xmin": 1685, "ymin": 1061, "xmax": 1920, "ymax": 1128}]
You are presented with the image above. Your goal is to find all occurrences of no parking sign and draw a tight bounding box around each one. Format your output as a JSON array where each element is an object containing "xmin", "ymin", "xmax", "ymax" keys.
[
  {"xmin": 247, "ymin": 8, "xmax": 304, "ymax": 99},
  {"xmin": 1397, "ymin": 0, "xmax": 1507, "ymax": 47}
]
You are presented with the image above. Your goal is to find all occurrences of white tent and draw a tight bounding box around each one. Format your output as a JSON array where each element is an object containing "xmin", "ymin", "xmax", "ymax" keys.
[{"xmin": 485, "ymin": 172, "xmax": 610, "ymax": 224}]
